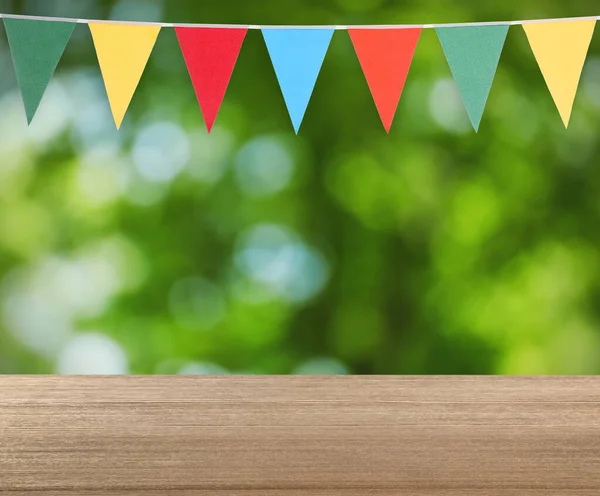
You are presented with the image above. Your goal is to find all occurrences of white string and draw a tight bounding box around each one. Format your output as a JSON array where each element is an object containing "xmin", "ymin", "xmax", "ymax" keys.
[{"xmin": 0, "ymin": 12, "xmax": 598, "ymax": 29}]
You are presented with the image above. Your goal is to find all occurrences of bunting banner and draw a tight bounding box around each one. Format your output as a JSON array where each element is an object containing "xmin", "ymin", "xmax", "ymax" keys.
[
  {"xmin": 349, "ymin": 28, "xmax": 421, "ymax": 132},
  {"xmin": 436, "ymin": 25, "xmax": 509, "ymax": 131},
  {"xmin": 4, "ymin": 18, "xmax": 75, "ymax": 123},
  {"xmin": 523, "ymin": 20, "xmax": 596, "ymax": 127},
  {"xmin": 0, "ymin": 13, "xmax": 599, "ymax": 132},
  {"xmin": 89, "ymin": 23, "xmax": 161, "ymax": 129},
  {"xmin": 262, "ymin": 28, "xmax": 334, "ymax": 132},
  {"xmin": 175, "ymin": 27, "xmax": 247, "ymax": 132}
]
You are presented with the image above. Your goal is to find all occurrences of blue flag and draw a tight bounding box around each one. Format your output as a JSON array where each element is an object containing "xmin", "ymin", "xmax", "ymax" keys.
[{"xmin": 262, "ymin": 28, "xmax": 334, "ymax": 133}]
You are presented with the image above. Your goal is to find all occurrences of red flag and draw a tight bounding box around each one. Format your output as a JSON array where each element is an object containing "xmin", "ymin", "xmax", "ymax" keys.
[
  {"xmin": 175, "ymin": 27, "xmax": 247, "ymax": 132},
  {"xmin": 349, "ymin": 28, "xmax": 421, "ymax": 132}
]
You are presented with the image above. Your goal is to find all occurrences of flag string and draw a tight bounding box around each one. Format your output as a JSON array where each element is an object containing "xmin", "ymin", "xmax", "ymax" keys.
[
  {"xmin": 0, "ymin": 12, "xmax": 598, "ymax": 29},
  {"xmin": 0, "ymin": 12, "xmax": 597, "ymax": 132}
]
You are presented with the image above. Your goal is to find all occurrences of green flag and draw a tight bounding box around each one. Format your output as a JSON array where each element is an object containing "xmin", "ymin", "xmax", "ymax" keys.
[
  {"xmin": 436, "ymin": 25, "xmax": 509, "ymax": 131},
  {"xmin": 4, "ymin": 18, "xmax": 75, "ymax": 124}
]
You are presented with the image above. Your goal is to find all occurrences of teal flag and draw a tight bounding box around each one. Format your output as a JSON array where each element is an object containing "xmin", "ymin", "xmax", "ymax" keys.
[
  {"xmin": 4, "ymin": 18, "xmax": 75, "ymax": 124},
  {"xmin": 436, "ymin": 25, "xmax": 509, "ymax": 131}
]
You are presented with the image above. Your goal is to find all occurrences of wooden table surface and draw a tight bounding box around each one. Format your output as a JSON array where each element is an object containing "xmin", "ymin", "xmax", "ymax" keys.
[{"xmin": 1, "ymin": 376, "xmax": 599, "ymax": 495}]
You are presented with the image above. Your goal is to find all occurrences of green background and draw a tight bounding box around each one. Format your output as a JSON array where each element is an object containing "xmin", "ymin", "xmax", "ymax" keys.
[{"xmin": 1, "ymin": 0, "xmax": 600, "ymax": 374}]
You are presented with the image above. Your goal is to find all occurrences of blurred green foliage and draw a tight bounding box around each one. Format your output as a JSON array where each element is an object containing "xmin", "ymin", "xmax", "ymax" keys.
[{"xmin": 2, "ymin": 0, "xmax": 600, "ymax": 374}]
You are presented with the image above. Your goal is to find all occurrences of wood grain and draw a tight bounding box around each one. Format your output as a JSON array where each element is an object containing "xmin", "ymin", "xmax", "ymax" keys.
[{"xmin": 1, "ymin": 376, "xmax": 599, "ymax": 495}]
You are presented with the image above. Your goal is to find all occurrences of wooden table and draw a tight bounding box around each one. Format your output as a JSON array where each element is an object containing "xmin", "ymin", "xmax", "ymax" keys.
[{"xmin": 1, "ymin": 376, "xmax": 599, "ymax": 495}]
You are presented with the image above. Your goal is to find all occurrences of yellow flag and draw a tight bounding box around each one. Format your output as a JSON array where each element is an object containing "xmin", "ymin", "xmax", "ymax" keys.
[
  {"xmin": 89, "ymin": 23, "xmax": 161, "ymax": 129},
  {"xmin": 523, "ymin": 20, "xmax": 596, "ymax": 127}
]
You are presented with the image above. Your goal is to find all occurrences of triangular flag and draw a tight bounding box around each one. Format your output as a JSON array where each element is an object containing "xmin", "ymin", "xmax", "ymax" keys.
[
  {"xmin": 89, "ymin": 23, "xmax": 161, "ymax": 129},
  {"xmin": 175, "ymin": 27, "xmax": 247, "ymax": 133},
  {"xmin": 348, "ymin": 28, "xmax": 421, "ymax": 132},
  {"xmin": 436, "ymin": 25, "xmax": 509, "ymax": 131},
  {"xmin": 523, "ymin": 20, "xmax": 596, "ymax": 127},
  {"xmin": 262, "ymin": 28, "xmax": 333, "ymax": 133},
  {"xmin": 4, "ymin": 18, "xmax": 75, "ymax": 124}
]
